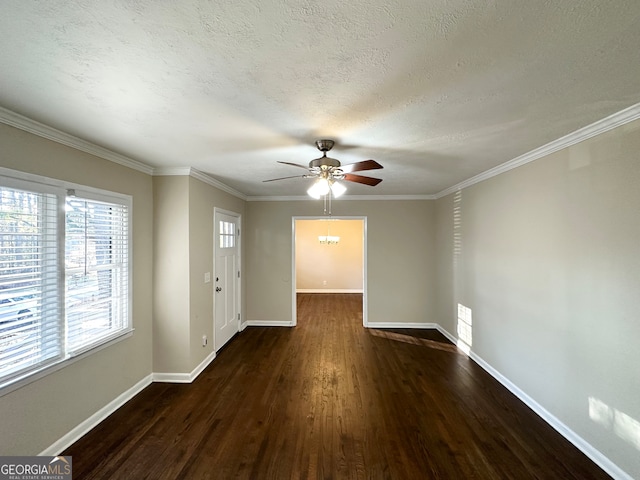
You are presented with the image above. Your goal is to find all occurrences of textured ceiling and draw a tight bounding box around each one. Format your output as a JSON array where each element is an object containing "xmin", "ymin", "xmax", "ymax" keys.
[{"xmin": 1, "ymin": 0, "xmax": 640, "ymax": 197}]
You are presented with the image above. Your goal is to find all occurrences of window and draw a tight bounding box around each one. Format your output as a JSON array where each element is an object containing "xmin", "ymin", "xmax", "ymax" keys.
[
  {"xmin": 0, "ymin": 172, "xmax": 131, "ymax": 391},
  {"xmin": 65, "ymin": 195, "xmax": 129, "ymax": 355},
  {"xmin": 219, "ymin": 220, "xmax": 235, "ymax": 248}
]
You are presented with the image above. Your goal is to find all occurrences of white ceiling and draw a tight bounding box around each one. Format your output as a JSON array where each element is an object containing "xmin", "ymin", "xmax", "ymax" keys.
[{"xmin": 1, "ymin": 1, "xmax": 640, "ymax": 197}]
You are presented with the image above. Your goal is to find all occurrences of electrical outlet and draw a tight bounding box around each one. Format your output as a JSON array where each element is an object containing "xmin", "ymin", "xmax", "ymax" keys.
[
  {"xmin": 204, "ymin": 272, "xmax": 211, "ymax": 283},
  {"xmin": 202, "ymin": 335, "xmax": 207, "ymax": 347},
  {"xmin": 322, "ymin": 280, "xmax": 327, "ymax": 286}
]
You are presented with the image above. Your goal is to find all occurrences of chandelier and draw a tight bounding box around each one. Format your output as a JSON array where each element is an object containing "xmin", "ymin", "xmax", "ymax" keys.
[{"xmin": 318, "ymin": 220, "xmax": 340, "ymax": 244}]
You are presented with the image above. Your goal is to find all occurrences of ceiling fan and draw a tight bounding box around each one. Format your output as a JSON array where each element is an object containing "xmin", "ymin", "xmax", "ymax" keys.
[{"xmin": 263, "ymin": 139, "xmax": 383, "ymax": 198}]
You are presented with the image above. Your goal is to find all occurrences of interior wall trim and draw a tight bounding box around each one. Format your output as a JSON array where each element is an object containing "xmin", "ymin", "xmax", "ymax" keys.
[
  {"xmin": 435, "ymin": 101, "xmax": 640, "ymax": 199},
  {"xmin": 470, "ymin": 349, "xmax": 632, "ymax": 480},
  {"xmin": 0, "ymin": 106, "xmax": 154, "ymax": 175},
  {"xmin": 246, "ymin": 195, "xmax": 310, "ymax": 202},
  {"xmin": 366, "ymin": 322, "xmax": 440, "ymax": 329},
  {"xmin": 246, "ymin": 194, "xmax": 435, "ymax": 201},
  {"xmin": 365, "ymin": 321, "xmax": 629, "ymax": 479},
  {"xmin": 434, "ymin": 325, "xmax": 633, "ymax": 480},
  {"xmin": 154, "ymin": 167, "xmax": 247, "ymax": 200},
  {"xmin": 153, "ymin": 350, "xmax": 217, "ymax": 384},
  {"xmin": 434, "ymin": 325, "xmax": 458, "ymax": 344},
  {"xmin": 42, "ymin": 351, "xmax": 218, "ymax": 455},
  {"xmin": 152, "ymin": 372, "xmax": 192, "ymax": 383},
  {"xmin": 4, "ymin": 102, "xmax": 639, "ymax": 202},
  {"xmin": 244, "ymin": 320, "xmax": 294, "ymax": 327},
  {"xmin": 189, "ymin": 168, "xmax": 247, "ymax": 200},
  {"xmin": 40, "ymin": 374, "xmax": 153, "ymax": 456},
  {"xmin": 0, "ymin": 107, "xmax": 248, "ymax": 199},
  {"xmin": 296, "ymin": 289, "xmax": 364, "ymax": 294}
]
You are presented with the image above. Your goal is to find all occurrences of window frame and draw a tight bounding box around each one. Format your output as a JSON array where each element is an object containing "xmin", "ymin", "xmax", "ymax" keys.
[{"xmin": 0, "ymin": 167, "xmax": 133, "ymax": 396}]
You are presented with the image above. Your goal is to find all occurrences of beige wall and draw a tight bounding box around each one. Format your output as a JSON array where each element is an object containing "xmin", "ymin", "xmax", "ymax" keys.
[
  {"xmin": 295, "ymin": 219, "xmax": 364, "ymax": 292},
  {"xmin": 434, "ymin": 119, "xmax": 640, "ymax": 477},
  {"xmin": 246, "ymin": 200, "xmax": 436, "ymax": 325},
  {"xmin": 0, "ymin": 123, "xmax": 154, "ymax": 455},
  {"xmin": 434, "ymin": 194, "xmax": 456, "ymax": 335},
  {"xmin": 187, "ymin": 177, "xmax": 245, "ymax": 369},
  {"xmin": 153, "ymin": 175, "xmax": 246, "ymax": 374},
  {"xmin": 153, "ymin": 176, "xmax": 191, "ymax": 373}
]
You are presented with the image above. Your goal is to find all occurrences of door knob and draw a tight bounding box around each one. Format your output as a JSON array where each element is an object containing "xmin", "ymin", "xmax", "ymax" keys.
[{"xmin": 216, "ymin": 287, "xmax": 222, "ymax": 292}]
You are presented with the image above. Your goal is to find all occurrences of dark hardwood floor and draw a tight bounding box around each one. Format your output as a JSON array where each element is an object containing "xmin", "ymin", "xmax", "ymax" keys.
[{"xmin": 64, "ymin": 293, "xmax": 610, "ymax": 479}]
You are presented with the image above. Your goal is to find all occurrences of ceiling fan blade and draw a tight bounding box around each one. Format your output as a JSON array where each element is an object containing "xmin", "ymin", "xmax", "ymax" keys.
[
  {"xmin": 263, "ymin": 175, "xmax": 309, "ymax": 182},
  {"xmin": 339, "ymin": 159, "xmax": 383, "ymax": 173},
  {"xmin": 343, "ymin": 173, "xmax": 383, "ymax": 186},
  {"xmin": 278, "ymin": 161, "xmax": 310, "ymax": 170}
]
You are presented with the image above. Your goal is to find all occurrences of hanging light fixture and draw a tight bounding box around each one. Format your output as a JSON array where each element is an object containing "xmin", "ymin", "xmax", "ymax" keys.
[
  {"xmin": 318, "ymin": 235, "xmax": 340, "ymax": 244},
  {"xmin": 318, "ymin": 220, "xmax": 340, "ymax": 244}
]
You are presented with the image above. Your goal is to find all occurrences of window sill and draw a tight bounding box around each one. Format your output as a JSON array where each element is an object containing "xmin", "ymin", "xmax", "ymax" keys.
[{"xmin": 0, "ymin": 329, "xmax": 134, "ymax": 398}]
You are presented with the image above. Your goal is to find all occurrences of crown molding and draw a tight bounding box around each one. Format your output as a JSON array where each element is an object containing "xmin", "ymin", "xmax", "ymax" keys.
[
  {"xmin": 188, "ymin": 168, "xmax": 247, "ymax": 200},
  {"xmin": 340, "ymin": 194, "xmax": 435, "ymax": 201},
  {"xmin": 5, "ymin": 100, "xmax": 639, "ymax": 203},
  {"xmin": 246, "ymin": 194, "xmax": 435, "ymax": 202},
  {"xmin": 152, "ymin": 167, "xmax": 192, "ymax": 176},
  {"xmin": 435, "ymin": 101, "xmax": 640, "ymax": 199},
  {"xmin": 0, "ymin": 106, "xmax": 154, "ymax": 175},
  {"xmin": 246, "ymin": 195, "xmax": 309, "ymax": 202},
  {"xmin": 153, "ymin": 167, "xmax": 247, "ymax": 201},
  {"xmin": 0, "ymin": 107, "xmax": 245, "ymax": 200}
]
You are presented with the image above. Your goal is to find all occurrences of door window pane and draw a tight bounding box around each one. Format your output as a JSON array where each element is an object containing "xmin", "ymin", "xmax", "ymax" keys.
[{"xmin": 219, "ymin": 221, "xmax": 235, "ymax": 249}]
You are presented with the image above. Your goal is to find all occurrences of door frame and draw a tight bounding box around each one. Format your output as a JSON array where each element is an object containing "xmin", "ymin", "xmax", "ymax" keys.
[
  {"xmin": 213, "ymin": 207, "xmax": 242, "ymax": 349},
  {"xmin": 291, "ymin": 216, "xmax": 368, "ymax": 326}
]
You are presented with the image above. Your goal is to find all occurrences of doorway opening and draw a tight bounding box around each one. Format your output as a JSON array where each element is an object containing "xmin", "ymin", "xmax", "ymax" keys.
[{"xmin": 292, "ymin": 216, "xmax": 367, "ymax": 326}]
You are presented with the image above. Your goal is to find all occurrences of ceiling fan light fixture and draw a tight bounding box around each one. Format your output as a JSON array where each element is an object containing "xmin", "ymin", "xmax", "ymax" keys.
[
  {"xmin": 330, "ymin": 180, "xmax": 347, "ymax": 198},
  {"xmin": 307, "ymin": 178, "xmax": 330, "ymax": 198},
  {"xmin": 266, "ymin": 139, "xmax": 382, "ymax": 202}
]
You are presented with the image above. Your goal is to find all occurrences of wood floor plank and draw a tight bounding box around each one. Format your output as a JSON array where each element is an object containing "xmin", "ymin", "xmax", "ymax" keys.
[{"xmin": 63, "ymin": 293, "xmax": 611, "ymax": 479}]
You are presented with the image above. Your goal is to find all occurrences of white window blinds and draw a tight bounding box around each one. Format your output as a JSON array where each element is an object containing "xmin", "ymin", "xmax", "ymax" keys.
[
  {"xmin": 0, "ymin": 173, "xmax": 131, "ymax": 391},
  {"xmin": 65, "ymin": 196, "xmax": 129, "ymax": 355},
  {"xmin": 0, "ymin": 186, "xmax": 62, "ymax": 383}
]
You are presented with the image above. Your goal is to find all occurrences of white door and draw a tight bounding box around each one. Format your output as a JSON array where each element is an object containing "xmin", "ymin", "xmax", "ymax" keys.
[{"xmin": 214, "ymin": 211, "xmax": 240, "ymax": 351}]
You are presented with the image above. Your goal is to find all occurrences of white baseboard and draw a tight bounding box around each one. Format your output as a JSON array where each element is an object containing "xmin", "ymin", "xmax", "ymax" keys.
[
  {"xmin": 296, "ymin": 289, "xmax": 364, "ymax": 293},
  {"xmin": 42, "ymin": 351, "xmax": 218, "ymax": 455},
  {"xmin": 153, "ymin": 350, "xmax": 217, "ymax": 384},
  {"xmin": 152, "ymin": 372, "xmax": 192, "ymax": 383},
  {"xmin": 366, "ymin": 322, "xmax": 439, "ymax": 329},
  {"xmin": 190, "ymin": 350, "xmax": 217, "ymax": 380},
  {"xmin": 365, "ymin": 323, "xmax": 459, "ymax": 348},
  {"xmin": 434, "ymin": 325, "xmax": 632, "ymax": 480},
  {"xmin": 40, "ymin": 374, "xmax": 153, "ymax": 456},
  {"xmin": 244, "ymin": 320, "xmax": 294, "ymax": 327},
  {"xmin": 434, "ymin": 325, "xmax": 458, "ymax": 344}
]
